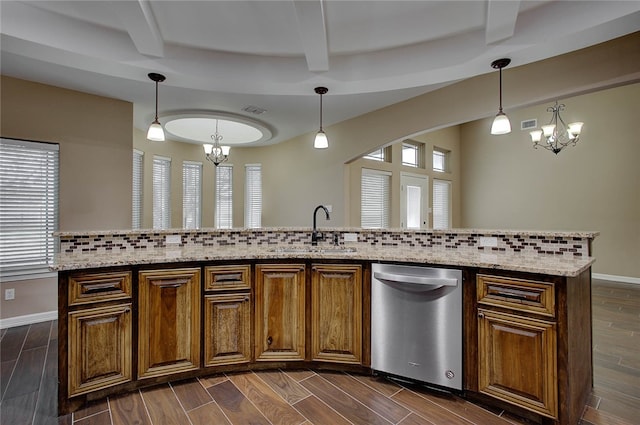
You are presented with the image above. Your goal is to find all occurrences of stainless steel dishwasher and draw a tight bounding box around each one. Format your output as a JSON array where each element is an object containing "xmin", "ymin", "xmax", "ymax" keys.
[{"xmin": 371, "ymin": 263, "xmax": 462, "ymax": 391}]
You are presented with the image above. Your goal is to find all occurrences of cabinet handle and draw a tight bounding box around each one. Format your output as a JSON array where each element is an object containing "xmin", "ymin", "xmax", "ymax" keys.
[
  {"xmin": 82, "ymin": 281, "xmax": 120, "ymax": 293},
  {"xmin": 153, "ymin": 278, "xmax": 189, "ymax": 288},
  {"xmin": 214, "ymin": 273, "xmax": 243, "ymax": 283},
  {"xmin": 267, "ymin": 336, "xmax": 273, "ymax": 346}
]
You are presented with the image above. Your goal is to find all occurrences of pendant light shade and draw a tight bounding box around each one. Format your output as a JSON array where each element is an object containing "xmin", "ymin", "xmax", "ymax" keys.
[
  {"xmin": 314, "ymin": 87, "xmax": 329, "ymax": 149},
  {"xmin": 147, "ymin": 73, "xmax": 166, "ymax": 142},
  {"xmin": 490, "ymin": 58, "xmax": 511, "ymax": 135}
]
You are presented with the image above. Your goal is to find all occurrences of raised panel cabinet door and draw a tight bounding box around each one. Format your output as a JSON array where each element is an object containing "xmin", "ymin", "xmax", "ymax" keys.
[
  {"xmin": 255, "ymin": 264, "xmax": 306, "ymax": 361},
  {"xmin": 478, "ymin": 309, "xmax": 558, "ymax": 419},
  {"xmin": 311, "ymin": 264, "xmax": 362, "ymax": 363},
  {"xmin": 68, "ymin": 304, "xmax": 132, "ymax": 397},
  {"xmin": 138, "ymin": 268, "xmax": 201, "ymax": 379},
  {"xmin": 204, "ymin": 293, "xmax": 251, "ymax": 366}
]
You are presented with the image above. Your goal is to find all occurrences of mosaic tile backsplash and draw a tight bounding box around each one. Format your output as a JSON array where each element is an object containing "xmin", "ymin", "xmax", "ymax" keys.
[{"xmin": 56, "ymin": 228, "xmax": 595, "ymax": 258}]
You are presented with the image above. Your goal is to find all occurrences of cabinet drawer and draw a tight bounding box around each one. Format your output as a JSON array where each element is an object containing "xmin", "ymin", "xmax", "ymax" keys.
[
  {"xmin": 477, "ymin": 274, "xmax": 555, "ymax": 317},
  {"xmin": 205, "ymin": 265, "xmax": 251, "ymax": 291},
  {"xmin": 69, "ymin": 271, "xmax": 132, "ymax": 306}
]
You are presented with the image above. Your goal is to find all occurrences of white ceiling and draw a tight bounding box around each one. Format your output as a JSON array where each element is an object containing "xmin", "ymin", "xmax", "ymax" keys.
[{"xmin": 1, "ymin": 0, "xmax": 639, "ymax": 146}]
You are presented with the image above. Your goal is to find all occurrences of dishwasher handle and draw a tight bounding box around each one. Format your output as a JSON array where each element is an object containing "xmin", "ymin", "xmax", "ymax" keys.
[{"xmin": 373, "ymin": 271, "xmax": 458, "ymax": 290}]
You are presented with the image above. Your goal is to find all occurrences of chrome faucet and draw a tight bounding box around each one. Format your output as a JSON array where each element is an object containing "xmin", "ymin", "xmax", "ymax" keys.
[{"xmin": 312, "ymin": 205, "xmax": 330, "ymax": 245}]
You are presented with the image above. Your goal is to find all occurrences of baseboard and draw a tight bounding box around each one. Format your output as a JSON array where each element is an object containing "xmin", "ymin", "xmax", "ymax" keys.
[
  {"xmin": 0, "ymin": 310, "xmax": 58, "ymax": 329},
  {"xmin": 592, "ymin": 273, "xmax": 640, "ymax": 285}
]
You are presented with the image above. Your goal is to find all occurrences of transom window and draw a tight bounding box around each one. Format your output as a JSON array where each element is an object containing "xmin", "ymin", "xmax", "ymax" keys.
[
  {"xmin": 433, "ymin": 147, "xmax": 450, "ymax": 173},
  {"xmin": 402, "ymin": 141, "xmax": 424, "ymax": 168}
]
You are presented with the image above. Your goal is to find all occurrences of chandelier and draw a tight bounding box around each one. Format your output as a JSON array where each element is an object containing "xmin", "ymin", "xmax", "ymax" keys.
[
  {"xmin": 530, "ymin": 102, "xmax": 583, "ymax": 155},
  {"xmin": 203, "ymin": 120, "xmax": 230, "ymax": 166}
]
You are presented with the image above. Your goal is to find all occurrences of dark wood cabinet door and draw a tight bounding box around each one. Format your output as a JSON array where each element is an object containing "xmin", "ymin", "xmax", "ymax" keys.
[
  {"xmin": 138, "ymin": 268, "xmax": 201, "ymax": 379},
  {"xmin": 255, "ymin": 264, "xmax": 306, "ymax": 361},
  {"xmin": 311, "ymin": 264, "xmax": 362, "ymax": 364},
  {"xmin": 478, "ymin": 308, "xmax": 558, "ymax": 418},
  {"xmin": 68, "ymin": 304, "xmax": 132, "ymax": 397},
  {"xmin": 204, "ymin": 293, "xmax": 251, "ymax": 366}
]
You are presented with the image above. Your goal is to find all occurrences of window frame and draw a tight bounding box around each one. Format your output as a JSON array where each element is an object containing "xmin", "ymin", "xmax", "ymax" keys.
[
  {"xmin": 152, "ymin": 155, "xmax": 172, "ymax": 230},
  {"xmin": 132, "ymin": 149, "xmax": 144, "ymax": 229},
  {"xmin": 433, "ymin": 147, "xmax": 450, "ymax": 173},
  {"xmin": 433, "ymin": 179, "xmax": 452, "ymax": 229},
  {"xmin": 245, "ymin": 164, "xmax": 262, "ymax": 228},
  {"xmin": 402, "ymin": 141, "xmax": 425, "ymax": 168},
  {"xmin": 0, "ymin": 138, "xmax": 59, "ymax": 280},
  {"xmin": 215, "ymin": 164, "xmax": 233, "ymax": 229},
  {"xmin": 182, "ymin": 160, "xmax": 202, "ymax": 229},
  {"xmin": 361, "ymin": 168, "xmax": 391, "ymax": 229}
]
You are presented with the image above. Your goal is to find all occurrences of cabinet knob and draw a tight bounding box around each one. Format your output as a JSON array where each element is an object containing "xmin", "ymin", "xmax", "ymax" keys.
[
  {"xmin": 478, "ymin": 312, "xmax": 485, "ymax": 319},
  {"xmin": 267, "ymin": 336, "xmax": 273, "ymax": 346}
]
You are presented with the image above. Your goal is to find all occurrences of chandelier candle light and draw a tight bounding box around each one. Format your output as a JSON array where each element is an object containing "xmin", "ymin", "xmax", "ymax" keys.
[
  {"xmin": 530, "ymin": 101, "xmax": 583, "ymax": 155},
  {"xmin": 147, "ymin": 73, "xmax": 166, "ymax": 142},
  {"xmin": 203, "ymin": 120, "xmax": 231, "ymax": 166}
]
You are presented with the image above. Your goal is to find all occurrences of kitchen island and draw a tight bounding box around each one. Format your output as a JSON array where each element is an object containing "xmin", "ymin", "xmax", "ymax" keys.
[{"xmin": 51, "ymin": 228, "xmax": 597, "ymax": 424}]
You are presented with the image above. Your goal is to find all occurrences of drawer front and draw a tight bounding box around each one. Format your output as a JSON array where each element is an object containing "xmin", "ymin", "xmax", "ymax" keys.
[
  {"xmin": 69, "ymin": 271, "xmax": 132, "ymax": 306},
  {"xmin": 477, "ymin": 274, "xmax": 555, "ymax": 317},
  {"xmin": 205, "ymin": 265, "xmax": 251, "ymax": 291}
]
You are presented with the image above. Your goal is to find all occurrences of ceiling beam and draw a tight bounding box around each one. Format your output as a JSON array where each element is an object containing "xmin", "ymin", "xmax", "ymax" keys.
[
  {"xmin": 292, "ymin": 0, "xmax": 329, "ymax": 72},
  {"xmin": 486, "ymin": 0, "xmax": 520, "ymax": 44},
  {"xmin": 111, "ymin": 0, "xmax": 164, "ymax": 57}
]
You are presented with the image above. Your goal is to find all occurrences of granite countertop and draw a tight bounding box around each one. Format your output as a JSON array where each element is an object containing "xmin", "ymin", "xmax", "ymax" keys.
[{"xmin": 49, "ymin": 244, "xmax": 595, "ymax": 277}]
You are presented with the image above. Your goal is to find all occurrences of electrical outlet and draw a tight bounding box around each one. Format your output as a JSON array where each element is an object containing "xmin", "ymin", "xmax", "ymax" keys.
[
  {"xmin": 479, "ymin": 236, "xmax": 498, "ymax": 247},
  {"xmin": 165, "ymin": 235, "xmax": 181, "ymax": 245},
  {"xmin": 5, "ymin": 288, "xmax": 15, "ymax": 300},
  {"xmin": 325, "ymin": 204, "xmax": 333, "ymax": 213},
  {"xmin": 343, "ymin": 233, "xmax": 358, "ymax": 242}
]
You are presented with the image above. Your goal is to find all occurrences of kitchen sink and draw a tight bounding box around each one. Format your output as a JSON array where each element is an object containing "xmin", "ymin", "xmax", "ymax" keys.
[{"xmin": 270, "ymin": 246, "xmax": 357, "ymax": 254}]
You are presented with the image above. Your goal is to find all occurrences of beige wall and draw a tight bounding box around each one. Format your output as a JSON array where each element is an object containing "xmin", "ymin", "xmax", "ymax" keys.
[
  {"xmin": 460, "ymin": 83, "xmax": 640, "ymax": 278},
  {"xmin": 1, "ymin": 76, "xmax": 133, "ymax": 321}
]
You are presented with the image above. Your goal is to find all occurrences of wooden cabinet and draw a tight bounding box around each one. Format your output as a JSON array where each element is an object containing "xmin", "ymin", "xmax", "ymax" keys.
[
  {"xmin": 311, "ymin": 264, "xmax": 362, "ymax": 364},
  {"xmin": 68, "ymin": 303, "xmax": 132, "ymax": 397},
  {"xmin": 255, "ymin": 264, "xmax": 306, "ymax": 361},
  {"xmin": 476, "ymin": 274, "xmax": 558, "ymax": 419},
  {"xmin": 138, "ymin": 268, "xmax": 201, "ymax": 379},
  {"xmin": 65, "ymin": 270, "xmax": 133, "ymax": 398},
  {"xmin": 204, "ymin": 265, "xmax": 251, "ymax": 367}
]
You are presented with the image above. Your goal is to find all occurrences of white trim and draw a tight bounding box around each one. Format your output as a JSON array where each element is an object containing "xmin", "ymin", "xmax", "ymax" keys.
[
  {"xmin": 592, "ymin": 273, "xmax": 640, "ymax": 285},
  {"xmin": 0, "ymin": 310, "xmax": 58, "ymax": 329}
]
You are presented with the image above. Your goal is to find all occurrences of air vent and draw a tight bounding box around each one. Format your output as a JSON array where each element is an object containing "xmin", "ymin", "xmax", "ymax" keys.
[
  {"xmin": 242, "ymin": 105, "xmax": 266, "ymax": 115},
  {"xmin": 521, "ymin": 119, "xmax": 537, "ymax": 131}
]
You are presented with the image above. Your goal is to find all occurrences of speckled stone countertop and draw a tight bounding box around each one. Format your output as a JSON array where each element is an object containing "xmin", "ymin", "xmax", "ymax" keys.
[{"xmin": 50, "ymin": 244, "xmax": 595, "ymax": 277}]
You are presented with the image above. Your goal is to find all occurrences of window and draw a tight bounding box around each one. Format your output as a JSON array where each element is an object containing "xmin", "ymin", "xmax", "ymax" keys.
[
  {"xmin": 363, "ymin": 146, "xmax": 391, "ymax": 162},
  {"xmin": 215, "ymin": 165, "xmax": 233, "ymax": 229},
  {"xmin": 152, "ymin": 155, "xmax": 171, "ymax": 229},
  {"xmin": 402, "ymin": 141, "xmax": 424, "ymax": 168},
  {"xmin": 182, "ymin": 161, "xmax": 202, "ymax": 229},
  {"xmin": 433, "ymin": 147, "xmax": 450, "ymax": 173},
  {"xmin": 132, "ymin": 149, "xmax": 143, "ymax": 229},
  {"xmin": 245, "ymin": 164, "xmax": 262, "ymax": 228},
  {"xmin": 433, "ymin": 179, "xmax": 452, "ymax": 229},
  {"xmin": 0, "ymin": 138, "xmax": 59, "ymax": 279},
  {"xmin": 361, "ymin": 168, "xmax": 391, "ymax": 228}
]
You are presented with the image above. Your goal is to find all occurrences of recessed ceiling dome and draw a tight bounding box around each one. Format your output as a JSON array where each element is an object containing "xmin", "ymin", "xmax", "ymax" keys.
[{"xmin": 163, "ymin": 112, "xmax": 273, "ymax": 146}]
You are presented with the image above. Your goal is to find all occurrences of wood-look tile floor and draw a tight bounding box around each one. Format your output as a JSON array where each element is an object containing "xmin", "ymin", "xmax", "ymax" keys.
[{"xmin": 1, "ymin": 279, "xmax": 637, "ymax": 425}]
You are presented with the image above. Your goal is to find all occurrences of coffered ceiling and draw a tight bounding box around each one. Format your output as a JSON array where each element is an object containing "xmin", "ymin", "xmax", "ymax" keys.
[{"xmin": 1, "ymin": 1, "xmax": 639, "ymax": 146}]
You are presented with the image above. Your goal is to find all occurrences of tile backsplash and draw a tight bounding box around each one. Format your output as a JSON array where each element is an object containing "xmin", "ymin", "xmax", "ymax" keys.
[{"xmin": 56, "ymin": 228, "xmax": 595, "ymax": 258}]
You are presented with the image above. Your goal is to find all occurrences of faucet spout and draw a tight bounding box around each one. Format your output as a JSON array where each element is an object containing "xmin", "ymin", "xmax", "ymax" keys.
[{"xmin": 312, "ymin": 205, "xmax": 330, "ymax": 245}]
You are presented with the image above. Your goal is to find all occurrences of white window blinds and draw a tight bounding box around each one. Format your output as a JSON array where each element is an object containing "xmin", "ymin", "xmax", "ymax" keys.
[
  {"xmin": 0, "ymin": 138, "xmax": 59, "ymax": 278},
  {"xmin": 182, "ymin": 161, "xmax": 202, "ymax": 229},
  {"xmin": 152, "ymin": 155, "xmax": 171, "ymax": 229},
  {"xmin": 433, "ymin": 179, "xmax": 452, "ymax": 229},
  {"xmin": 132, "ymin": 149, "xmax": 143, "ymax": 229},
  {"xmin": 245, "ymin": 164, "xmax": 262, "ymax": 228},
  {"xmin": 215, "ymin": 165, "xmax": 233, "ymax": 229},
  {"xmin": 361, "ymin": 168, "xmax": 391, "ymax": 229}
]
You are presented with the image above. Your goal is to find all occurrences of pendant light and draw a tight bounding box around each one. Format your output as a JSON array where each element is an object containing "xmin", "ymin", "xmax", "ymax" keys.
[
  {"xmin": 203, "ymin": 119, "xmax": 231, "ymax": 166},
  {"xmin": 314, "ymin": 87, "xmax": 329, "ymax": 149},
  {"xmin": 490, "ymin": 58, "xmax": 512, "ymax": 135},
  {"xmin": 147, "ymin": 72, "xmax": 166, "ymax": 142}
]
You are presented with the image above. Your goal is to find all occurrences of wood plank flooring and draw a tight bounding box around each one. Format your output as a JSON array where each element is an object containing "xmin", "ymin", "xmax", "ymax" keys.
[{"xmin": 1, "ymin": 278, "xmax": 637, "ymax": 425}]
